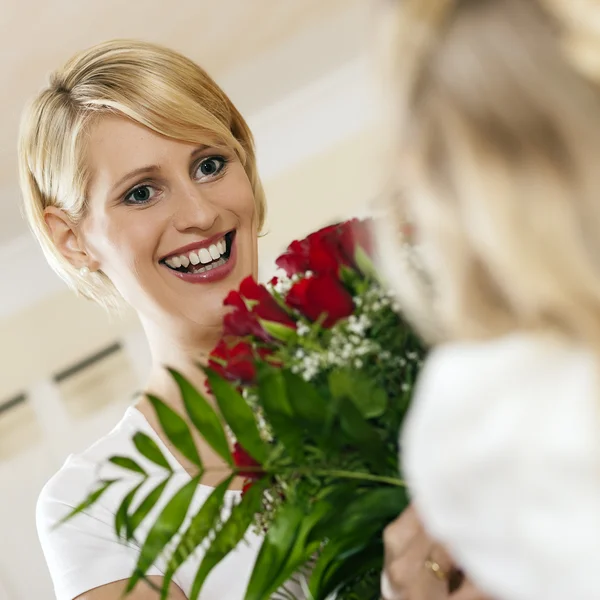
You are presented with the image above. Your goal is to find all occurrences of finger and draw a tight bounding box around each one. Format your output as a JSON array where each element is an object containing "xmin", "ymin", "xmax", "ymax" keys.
[
  {"xmin": 381, "ymin": 570, "xmax": 405, "ymax": 600},
  {"xmin": 383, "ymin": 505, "xmax": 423, "ymax": 556},
  {"xmin": 427, "ymin": 544, "xmax": 455, "ymax": 580},
  {"xmin": 384, "ymin": 535, "xmax": 445, "ymax": 596}
]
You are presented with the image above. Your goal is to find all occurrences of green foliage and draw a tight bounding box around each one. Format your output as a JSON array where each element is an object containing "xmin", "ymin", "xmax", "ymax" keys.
[
  {"xmin": 54, "ymin": 479, "xmax": 118, "ymax": 528},
  {"xmin": 204, "ymin": 368, "xmax": 270, "ymax": 464},
  {"xmin": 60, "ymin": 222, "xmax": 426, "ymax": 599},
  {"xmin": 126, "ymin": 478, "xmax": 170, "ymax": 541},
  {"xmin": 109, "ymin": 456, "xmax": 147, "ymax": 476},
  {"xmin": 126, "ymin": 476, "xmax": 200, "ymax": 593},
  {"xmin": 160, "ymin": 476, "xmax": 234, "ymax": 599},
  {"xmin": 146, "ymin": 394, "xmax": 203, "ymax": 469},
  {"xmin": 132, "ymin": 432, "xmax": 172, "ymax": 472},
  {"xmin": 189, "ymin": 481, "xmax": 267, "ymax": 600},
  {"xmin": 169, "ymin": 368, "xmax": 233, "ymax": 466}
]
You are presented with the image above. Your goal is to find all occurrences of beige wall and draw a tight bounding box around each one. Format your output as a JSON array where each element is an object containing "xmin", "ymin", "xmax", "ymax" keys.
[
  {"xmin": 0, "ymin": 127, "xmax": 379, "ymax": 401},
  {"xmin": 260, "ymin": 127, "xmax": 379, "ymax": 260}
]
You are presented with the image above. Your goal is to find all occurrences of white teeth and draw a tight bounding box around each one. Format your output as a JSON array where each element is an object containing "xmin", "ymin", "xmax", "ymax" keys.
[
  {"xmin": 199, "ymin": 248, "xmax": 212, "ymax": 264},
  {"xmin": 165, "ymin": 236, "xmax": 229, "ymax": 271}
]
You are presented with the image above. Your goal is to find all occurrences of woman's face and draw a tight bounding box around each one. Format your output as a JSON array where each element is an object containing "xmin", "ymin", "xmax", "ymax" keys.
[{"xmin": 80, "ymin": 115, "xmax": 259, "ymax": 334}]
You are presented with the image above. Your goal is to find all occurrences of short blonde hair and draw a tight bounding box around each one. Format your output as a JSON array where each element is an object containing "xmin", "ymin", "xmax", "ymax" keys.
[
  {"xmin": 377, "ymin": 0, "xmax": 600, "ymax": 348},
  {"xmin": 19, "ymin": 39, "xmax": 266, "ymax": 310}
]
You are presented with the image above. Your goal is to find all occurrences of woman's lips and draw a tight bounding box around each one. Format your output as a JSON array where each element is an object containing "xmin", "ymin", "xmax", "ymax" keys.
[{"xmin": 162, "ymin": 234, "xmax": 237, "ymax": 284}]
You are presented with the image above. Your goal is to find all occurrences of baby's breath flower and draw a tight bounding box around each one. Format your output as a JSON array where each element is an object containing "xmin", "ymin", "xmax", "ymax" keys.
[{"xmin": 297, "ymin": 322, "xmax": 311, "ymax": 337}]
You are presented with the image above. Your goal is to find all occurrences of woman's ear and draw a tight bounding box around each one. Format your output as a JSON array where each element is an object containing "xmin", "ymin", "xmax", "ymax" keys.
[{"xmin": 44, "ymin": 206, "xmax": 98, "ymax": 271}]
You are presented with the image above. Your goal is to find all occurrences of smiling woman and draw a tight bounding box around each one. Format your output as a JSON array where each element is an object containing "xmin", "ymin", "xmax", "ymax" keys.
[{"xmin": 17, "ymin": 40, "xmax": 298, "ymax": 600}]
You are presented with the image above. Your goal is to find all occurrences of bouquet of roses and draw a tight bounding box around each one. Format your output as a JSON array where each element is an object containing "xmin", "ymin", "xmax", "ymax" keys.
[{"xmin": 63, "ymin": 219, "xmax": 426, "ymax": 600}]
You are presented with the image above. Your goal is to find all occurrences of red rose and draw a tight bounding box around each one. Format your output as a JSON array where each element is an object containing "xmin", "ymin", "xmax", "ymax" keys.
[
  {"xmin": 238, "ymin": 277, "xmax": 296, "ymax": 328},
  {"xmin": 209, "ymin": 339, "xmax": 257, "ymax": 384},
  {"xmin": 338, "ymin": 218, "xmax": 375, "ymax": 267},
  {"xmin": 223, "ymin": 278, "xmax": 296, "ymax": 342},
  {"xmin": 241, "ymin": 480, "xmax": 255, "ymax": 496},
  {"xmin": 276, "ymin": 224, "xmax": 347, "ymax": 277},
  {"xmin": 223, "ymin": 293, "xmax": 270, "ymax": 342},
  {"xmin": 286, "ymin": 273, "xmax": 354, "ymax": 328},
  {"xmin": 232, "ymin": 442, "xmax": 264, "ymax": 480}
]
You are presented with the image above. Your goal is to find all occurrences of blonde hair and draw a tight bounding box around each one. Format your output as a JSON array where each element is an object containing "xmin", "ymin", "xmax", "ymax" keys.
[
  {"xmin": 19, "ymin": 39, "xmax": 266, "ymax": 310},
  {"xmin": 377, "ymin": 0, "xmax": 600, "ymax": 348}
]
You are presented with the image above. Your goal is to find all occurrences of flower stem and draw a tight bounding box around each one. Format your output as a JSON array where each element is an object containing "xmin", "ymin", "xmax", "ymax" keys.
[
  {"xmin": 201, "ymin": 465, "xmax": 404, "ymax": 487},
  {"xmin": 310, "ymin": 469, "xmax": 405, "ymax": 487}
]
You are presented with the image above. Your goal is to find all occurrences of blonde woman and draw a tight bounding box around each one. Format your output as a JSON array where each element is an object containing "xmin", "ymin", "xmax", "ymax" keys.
[
  {"xmin": 20, "ymin": 40, "xmax": 300, "ymax": 600},
  {"xmin": 376, "ymin": 1, "xmax": 600, "ymax": 599}
]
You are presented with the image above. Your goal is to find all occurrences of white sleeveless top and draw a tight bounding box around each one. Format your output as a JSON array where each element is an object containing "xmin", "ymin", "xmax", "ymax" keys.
[
  {"xmin": 403, "ymin": 332, "xmax": 600, "ymax": 600},
  {"xmin": 37, "ymin": 407, "xmax": 275, "ymax": 600}
]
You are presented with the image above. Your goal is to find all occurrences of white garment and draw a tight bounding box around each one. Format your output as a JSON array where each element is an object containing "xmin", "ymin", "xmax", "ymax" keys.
[
  {"xmin": 37, "ymin": 407, "xmax": 281, "ymax": 600},
  {"xmin": 402, "ymin": 332, "xmax": 600, "ymax": 600}
]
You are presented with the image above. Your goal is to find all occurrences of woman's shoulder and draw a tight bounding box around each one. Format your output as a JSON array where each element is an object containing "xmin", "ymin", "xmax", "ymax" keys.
[
  {"xmin": 417, "ymin": 331, "xmax": 597, "ymax": 404},
  {"xmin": 37, "ymin": 406, "xmax": 165, "ymax": 524},
  {"xmin": 405, "ymin": 331, "xmax": 600, "ymax": 466},
  {"xmin": 403, "ymin": 332, "xmax": 600, "ymax": 600}
]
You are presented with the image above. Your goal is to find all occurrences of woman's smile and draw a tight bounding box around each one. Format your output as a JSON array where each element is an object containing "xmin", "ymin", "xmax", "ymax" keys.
[
  {"xmin": 79, "ymin": 114, "xmax": 259, "ymax": 330},
  {"xmin": 160, "ymin": 229, "xmax": 238, "ymax": 283}
]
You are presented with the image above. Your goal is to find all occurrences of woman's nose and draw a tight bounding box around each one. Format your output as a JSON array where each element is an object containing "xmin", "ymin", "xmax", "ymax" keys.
[{"xmin": 171, "ymin": 183, "xmax": 219, "ymax": 232}]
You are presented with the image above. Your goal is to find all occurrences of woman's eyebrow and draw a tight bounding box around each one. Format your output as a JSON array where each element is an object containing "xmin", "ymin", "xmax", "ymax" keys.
[{"xmin": 110, "ymin": 145, "xmax": 212, "ymax": 193}]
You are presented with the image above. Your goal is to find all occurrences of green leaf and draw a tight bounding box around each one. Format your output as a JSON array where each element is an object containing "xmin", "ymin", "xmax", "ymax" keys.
[
  {"xmin": 329, "ymin": 370, "xmax": 388, "ymax": 419},
  {"xmin": 168, "ymin": 368, "xmax": 233, "ymax": 466},
  {"xmin": 258, "ymin": 319, "xmax": 297, "ymax": 342},
  {"xmin": 311, "ymin": 539, "xmax": 383, "ymax": 600},
  {"xmin": 256, "ymin": 368, "xmax": 304, "ymax": 459},
  {"xmin": 126, "ymin": 477, "xmax": 170, "ymax": 541},
  {"xmin": 283, "ymin": 370, "xmax": 329, "ymax": 428},
  {"xmin": 354, "ymin": 246, "xmax": 380, "ymax": 280},
  {"xmin": 133, "ymin": 432, "xmax": 173, "ymax": 472},
  {"xmin": 245, "ymin": 504, "xmax": 304, "ymax": 600},
  {"xmin": 337, "ymin": 397, "xmax": 388, "ymax": 471},
  {"xmin": 147, "ymin": 394, "xmax": 203, "ymax": 469},
  {"xmin": 246, "ymin": 498, "xmax": 334, "ymax": 600},
  {"xmin": 54, "ymin": 479, "xmax": 118, "ymax": 528},
  {"xmin": 204, "ymin": 369, "xmax": 269, "ymax": 464},
  {"xmin": 126, "ymin": 476, "xmax": 200, "ymax": 594},
  {"xmin": 189, "ymin": 480, "xmax": 266, "ymax": 600},
  {"xmin": 109, "ymin": 456, "xmax": 147, "ymax": 476},
  {"xmin": 339, "ymin": 264, "xmax": 359, "ymax": 289},
  {"xmin": 160, "ymin": 476, "xmax": 233, "ymax": 600},
  {"xmin": 115, "ymin": 481, "xmax": 145, "ymax": 540},
  {"xmin": 308, "ymin": 488, "xmax": 405, "ymax": 598},
  {"xmin": 308, "ymin": 483, "xmax": 361, "ymax": 542},
  {"xmin": 334, "ymin": 487, "xmax": 408, "ymax": 540}
]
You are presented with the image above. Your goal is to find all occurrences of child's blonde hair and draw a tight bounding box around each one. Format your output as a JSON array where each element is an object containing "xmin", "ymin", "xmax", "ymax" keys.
[
  {"xmin": 377, "ymin": 0, "xmax": 600, "ymax": 347},
  {"xmin": 19, "ymin": 39, "xmax": 266, "ymax": 310}
]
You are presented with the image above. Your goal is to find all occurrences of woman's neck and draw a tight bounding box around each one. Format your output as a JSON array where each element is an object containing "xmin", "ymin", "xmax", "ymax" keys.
[
  {"xmin": 140, "ymin": 315, "xmax": 221, "ymax": 407},
  {"xmin": 134, "ymin": 315, "xmax": 236, "ymax": 486}
]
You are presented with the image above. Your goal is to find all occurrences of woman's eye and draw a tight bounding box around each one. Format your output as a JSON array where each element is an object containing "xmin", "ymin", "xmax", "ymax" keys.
[
  {"xmin": 195, "ymin": 156, "xmax": 226, "ymax": 180},
  {"xmin": 124, "ymin": 185, "xmax": 157, "ymax": 205}
]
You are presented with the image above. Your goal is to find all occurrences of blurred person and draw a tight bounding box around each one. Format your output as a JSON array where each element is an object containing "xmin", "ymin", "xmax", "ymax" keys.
[
  {"xmin": 19, "ymin": 39, "xmax": 297, "ymax": 600},
  {"xmin": 375, "ymin": 0, "xmax": 600, "ymax": 599}
]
